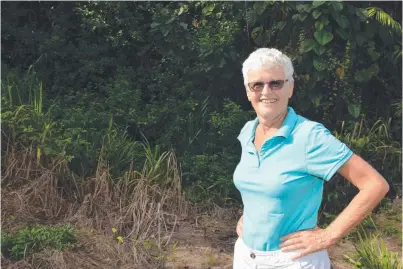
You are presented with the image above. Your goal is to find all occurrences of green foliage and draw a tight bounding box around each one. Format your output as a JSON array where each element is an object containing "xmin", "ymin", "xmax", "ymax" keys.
[
  {"xmin": 345, "ymin": 229, "xmax": 402, "ymax": 269},
  {"xmin": 140, "ymin": 140, "xmax": 178, "ymax": 186},
  {"xmin": 1, "ymin": 72, "xmax": 74, "ymax": 163},
  {"xmin": 1, "ymin": 71, "xmax": 143, "ymax": 177},
  {"xmin": 1, "ymin": 224, "xmax": 77, "ymax": 260},
  {"xmin": 320, "ymin": 118, "xmax": 401, "ymax": 218},
  {"xmin": 246, "ymin": 1, "xmax": 401, "ymax": 126},
  {"xmin": 182, "ymin": 100, "xmax": 254, "ymax": 203},
  {"xmin": 1, "ymin": 1, "xmax": 401, "ymax": 204}
]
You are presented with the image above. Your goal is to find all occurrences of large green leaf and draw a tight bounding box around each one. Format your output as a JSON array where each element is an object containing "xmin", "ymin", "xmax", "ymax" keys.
[
  {"xmin": 348, "ymin": 103, "xmax": 361, "ymax": 118},
  {"xmin": 334, "ymin": 14, "xmax": 349, "ymax": 28},
  {"xmin": 178, "ymin": 6, "xmax": 185, "ymax": 15},
  {"xmin": 246, "ymin": 10, "xmax": 258, "ymax": 25},
  {"xmin": 321, "ymin": 15, "xmax": 330, "ymax": 25},
  {"xmin": 302, "ymin": 4, "xmax": 313, "ymax": 13},
  {"xmin": 300, "ymin": 39, "xmax": 317, "ymax": 53},
  {"xmin": 335, "ymin": 28, "xmax": 349, "ymax": 40},
  {"xmin": 315, "ymin": 21, "xmax": 324, "ymax": 30},
  {"xmin": 296, "ymin": 4, "xmax": 305, "ymax": 12},
  {"xmin": 314, "ymin": 30, "xmax": 334, "ymax": 45},
  {"xmin": 312, "ymin": 1, "xmax": 326, "ymax": 8},
  {"xmin": 202, "ymin": 4, "xmax": 215, "ymax": 15},
  {"xmin": 356, "ymin": 8, "xmax": 369, "ymax": 21},
  {"xmin": 251, "ymin": 27, "xmax": 265, "ymax": 46},
  {"xmin": 150, "ymin": 22, "xmax": 160, "ymax": 29},
  {"xmin": 313, "ymin": 45, "xmax": 326, "ymax": 55},
  {"xmin": 332, "ymin": 2, "xmax": 343, "ymax": 12},
  {"xmin": 312, "ymin": 10, "xmax": 322, "ymax": 19},
  {"xmin": 166, "ymin": 17, "xmax": 176, "ymax": 24},
  {"xmin": 277, "ymin": 21, "xmax": 287, "ymax": 31},
  {"xmin": 253, "ymin": 2, "xmax": 267, "ymax": 15},
  {"xmin": 313, "ymin": 57, "xmax": 327, "ymax": 71},
  {"xmin": 298, "ymin": 13, "xmax": 308, "ymax": 22}
]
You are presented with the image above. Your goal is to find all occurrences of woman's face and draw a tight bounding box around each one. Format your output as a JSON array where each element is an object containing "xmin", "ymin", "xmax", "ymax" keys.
[{"xmin": 245, "ymin": 66, "xmax": 294, "ymax": 120}]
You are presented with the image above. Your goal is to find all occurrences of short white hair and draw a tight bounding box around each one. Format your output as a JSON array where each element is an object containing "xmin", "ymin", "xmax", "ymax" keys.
[{"xmin": 242, "ymin": 48, "xmax": 294, "ymax": 84}]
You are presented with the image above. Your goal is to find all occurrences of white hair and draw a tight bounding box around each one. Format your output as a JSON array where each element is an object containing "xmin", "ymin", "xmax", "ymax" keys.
[{"xmin": 242, "ymin": 48, "xmax": 294, "ymax": 85}]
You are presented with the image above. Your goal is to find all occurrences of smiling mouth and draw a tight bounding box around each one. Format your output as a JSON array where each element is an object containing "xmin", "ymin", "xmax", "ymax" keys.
[{"xmin": 260, "ymin": 99, "xmax": 278, "ymax": 104}]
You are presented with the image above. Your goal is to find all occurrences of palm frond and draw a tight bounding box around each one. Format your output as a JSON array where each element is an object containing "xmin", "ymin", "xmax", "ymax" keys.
[{"xmin": 365, "ymin": 7, "xmax": 402, "ymax": 33}]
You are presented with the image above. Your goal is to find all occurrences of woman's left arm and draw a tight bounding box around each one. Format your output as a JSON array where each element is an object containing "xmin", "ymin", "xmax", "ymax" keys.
[
  {"xmin": 323, "ymin": 153, "xmax": 389, "ymax": 241},
  {"xmin": 280, "ymin": 153, "xmax": 389, "ymax": 260}
]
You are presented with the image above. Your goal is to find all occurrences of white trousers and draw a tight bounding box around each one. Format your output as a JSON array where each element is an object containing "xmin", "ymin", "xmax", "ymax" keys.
[{"xmin": 233, "ymin": 238, "xmax": 331, "ymax": 269}]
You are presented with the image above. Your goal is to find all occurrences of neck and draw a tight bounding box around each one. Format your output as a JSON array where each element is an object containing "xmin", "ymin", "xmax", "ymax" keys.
[{"xmin": 258, "ymin": 109, "xmax": 288, "ymax": 134}]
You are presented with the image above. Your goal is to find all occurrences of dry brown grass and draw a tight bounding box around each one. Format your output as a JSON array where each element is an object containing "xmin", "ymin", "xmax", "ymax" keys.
[{"xmin": 1, "ymin": 143, "xmax": 191, "ymax": 268}]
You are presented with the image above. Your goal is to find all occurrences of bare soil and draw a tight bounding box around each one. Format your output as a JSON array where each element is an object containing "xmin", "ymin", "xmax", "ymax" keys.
[{"xmin": 2, "ymin": 207, "xmax": 401, "ymax": 269}]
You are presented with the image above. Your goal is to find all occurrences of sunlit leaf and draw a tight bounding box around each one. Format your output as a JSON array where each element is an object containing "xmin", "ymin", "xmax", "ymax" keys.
[
  {"xmin": 300, "ymin": 39, "xmax": 317, "ymax": 53},
  {"xmin": 116, "ymin": 236, "xmax": 124, "ymax": 244},
  {"xmin": 313, "ymin": 45, "xmax": 326, "ymax": 55},
  {"xmin": 315, "ymin": 21, "xmax": 324, "ymax": 30},
  {"xmin": 348, "ymin": 103, "xmax": 361, "ymax": 118},
  {"xmin": 314, "ymin": 30, "xmax": 334, "ymax": 45},
  {"xmin": 364, "ymin": 7, "xmax": 402, "ymax": 33},
  {"xmin": 312, "ymin": 10, "xmax": 322, "ymax": 19},
  {"xmin": 332, "ymin": 2, "xmax": 343, "ymax": 12},
  {"xmin": 312, "ymin": 1, "xmax": 326, "ymax": 8}
]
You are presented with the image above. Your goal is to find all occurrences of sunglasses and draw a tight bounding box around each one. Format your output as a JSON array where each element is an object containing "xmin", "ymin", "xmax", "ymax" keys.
[{"xmin": 247, "ymin": 79, "xmax": 289, "ymax": 92}]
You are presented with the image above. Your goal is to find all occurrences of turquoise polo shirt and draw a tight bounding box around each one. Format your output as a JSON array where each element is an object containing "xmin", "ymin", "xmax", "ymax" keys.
[{"xmin": 233, "ymin": 107, "xmax": 353, "ymax": 251}]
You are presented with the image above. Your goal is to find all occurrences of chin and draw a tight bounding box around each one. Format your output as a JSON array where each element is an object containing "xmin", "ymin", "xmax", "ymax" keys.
[
  {"xmin": 256, "ymin": 106, "xmax": 284, "ymax": 118},
  {"xmin": 257, "ymin": 110, "xmax": 276, "ymax": 119}
]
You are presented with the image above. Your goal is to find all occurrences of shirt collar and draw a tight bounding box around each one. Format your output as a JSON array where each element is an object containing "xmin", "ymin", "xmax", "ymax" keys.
[{"xmin": 247, "ymin": 106, "xmax": 298, "ymax": 145}]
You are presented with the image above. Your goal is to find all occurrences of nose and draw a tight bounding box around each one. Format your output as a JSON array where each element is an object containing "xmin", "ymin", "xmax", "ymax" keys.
[{"xmin": 262, "ymin": 83, "xmax": 274, "ymax": 94}]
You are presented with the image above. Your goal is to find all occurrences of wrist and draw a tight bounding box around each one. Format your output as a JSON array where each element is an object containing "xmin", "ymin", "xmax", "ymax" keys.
[{"xmin": 324, "ymin": 226, "xmax": 342, "ymax": 245}]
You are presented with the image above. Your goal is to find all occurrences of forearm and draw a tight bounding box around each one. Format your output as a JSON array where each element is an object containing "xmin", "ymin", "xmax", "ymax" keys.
[{"xmin": 325, "ymin": 180, "xmax": 389, "ymax": 243}]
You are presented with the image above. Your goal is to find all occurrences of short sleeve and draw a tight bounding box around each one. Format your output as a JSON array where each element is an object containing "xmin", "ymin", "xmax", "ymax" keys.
[
  {"xmin": 237, "ymin": 120, "xmax": 255, "ymax": 145},
  {"xmin": 306, "ymin": 123, "xmax": 353, "ymax": 181}
]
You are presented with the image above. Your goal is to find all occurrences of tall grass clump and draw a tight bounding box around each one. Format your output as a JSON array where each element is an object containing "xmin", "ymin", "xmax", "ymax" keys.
[
  {"xmin": 335, "ymin": 118, "xmax": 401, "ymax": 184},
  {"xmin": 345, "ymin": 227, "xmax": 402, "ymax": 269}
]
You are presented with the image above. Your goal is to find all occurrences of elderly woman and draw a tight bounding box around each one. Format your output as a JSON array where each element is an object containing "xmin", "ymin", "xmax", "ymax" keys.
[{"xmin": 233, "ymin": 48, "xmax": 389, "ymax": 268}]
